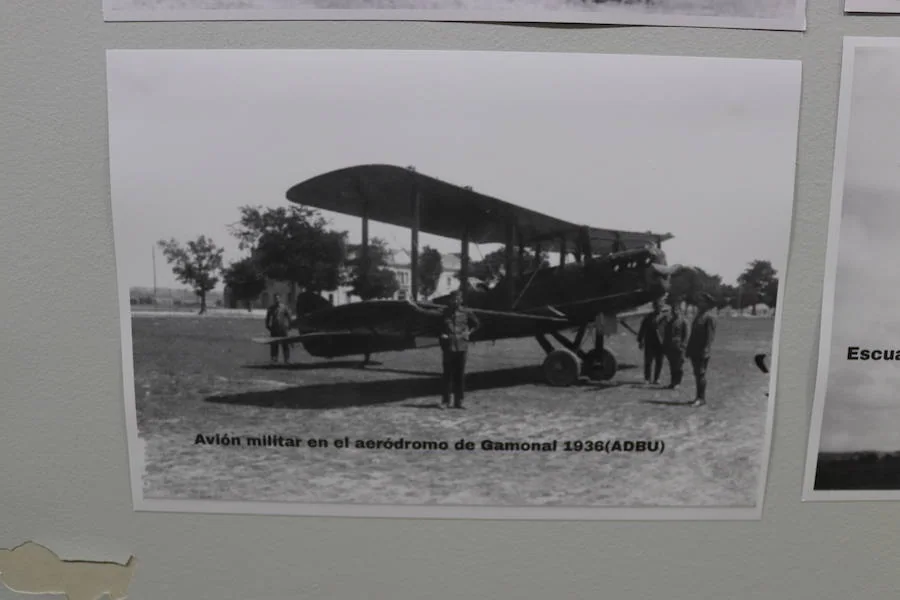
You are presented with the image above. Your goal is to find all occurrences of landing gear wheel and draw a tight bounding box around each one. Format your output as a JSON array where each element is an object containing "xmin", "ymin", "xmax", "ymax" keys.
[
  {"xmin": 582, "ymin": 348, "xmax": 618, "ymax": 381},
  {"xmin": 543, "ymin": 348, "xmax": 582, "ymax": 387}
]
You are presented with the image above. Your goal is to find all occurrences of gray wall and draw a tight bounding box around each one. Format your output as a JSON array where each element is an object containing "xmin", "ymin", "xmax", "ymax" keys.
[{"xmin": 2, "ymin": 1, "xmax": 899, "ymax": 598}]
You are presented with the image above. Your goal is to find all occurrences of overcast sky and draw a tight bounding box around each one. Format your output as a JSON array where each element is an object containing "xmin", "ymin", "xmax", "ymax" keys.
[
  {"xmin": 820, "ymin": 46, "xmax": 900, "ymax": 453},
  {"xmin": 106, "ymin": 49, "xmax": 799, "ymax": 293}
]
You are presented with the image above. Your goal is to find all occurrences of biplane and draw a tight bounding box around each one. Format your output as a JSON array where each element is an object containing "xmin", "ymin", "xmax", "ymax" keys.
[{"xmin": 253, "ymin": 164, "xmax": 690, "ymax": 387}]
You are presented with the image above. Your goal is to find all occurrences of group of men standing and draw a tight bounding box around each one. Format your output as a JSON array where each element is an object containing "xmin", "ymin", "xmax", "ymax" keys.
[{"xmin": 637, "ymin": 292, "xmax": 717, "ymax": 407}]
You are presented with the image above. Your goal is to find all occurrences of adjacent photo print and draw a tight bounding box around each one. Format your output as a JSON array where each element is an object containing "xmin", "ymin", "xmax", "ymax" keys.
[
  {"xmin": 804, "ymin": 37, "xmax": 900, "ymax": 501},
  {"xmin": 102, "ymin": 0, "xmax": 807, "ymax": 31},
  {"xmin": 107, "ymin": 49, "xmax": 801, "ymax": 519},
  {"xmin": 845, "ymin": 0, "xmax": 900, "ymax": 14}
]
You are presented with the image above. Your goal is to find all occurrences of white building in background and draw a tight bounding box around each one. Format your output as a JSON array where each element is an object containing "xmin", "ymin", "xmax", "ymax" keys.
[
  {"xmin": 384, "ymin": 248, "xmax": 462, "ymax": 303},
  {"xmin": 230, "ymin": 247, "xmax": 463, "ymax": 310}
]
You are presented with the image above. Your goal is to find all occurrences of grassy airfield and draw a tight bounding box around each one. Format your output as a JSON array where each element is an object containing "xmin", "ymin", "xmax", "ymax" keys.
[{"xmin": 132, "ymin": 312, "xmax": 773, "ymax": 508}]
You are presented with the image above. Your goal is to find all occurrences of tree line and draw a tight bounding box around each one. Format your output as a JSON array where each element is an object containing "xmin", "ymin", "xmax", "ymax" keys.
[
  {"xmin": 156, "ymin": 205, "xmax": 778, "ymax": 314},
  {"xmin": 157, "ymin": 205, "xmax": 445, "ymax": 313},
  {"xmin": 668, "ymin": 260, "xmax": 779, "ymax": 314}
]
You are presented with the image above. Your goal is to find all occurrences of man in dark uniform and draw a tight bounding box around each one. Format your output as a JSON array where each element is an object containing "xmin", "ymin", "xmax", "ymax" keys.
[
  {"xmin": 685, "ymin": 292, "xmax": 717, "ymax": 407},
  {"xmin": 664, "ymin": 299, "xmax": 689, "ymax": 390},
  {"xmin": 265, "ymin": 293, "xmax": 293, "ymax": 364},
  {"xmin": 637, "ymin": 298, "xmax": 669, "ymax": 385},
  {"xmin": 439, "ymin": 290, "xmax": 481, "ymax": 409}
]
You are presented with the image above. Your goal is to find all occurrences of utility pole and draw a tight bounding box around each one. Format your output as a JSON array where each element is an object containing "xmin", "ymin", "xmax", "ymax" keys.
[{"xmin": 152, "ymin": 245, "xmax": 157, "ymax": 303}]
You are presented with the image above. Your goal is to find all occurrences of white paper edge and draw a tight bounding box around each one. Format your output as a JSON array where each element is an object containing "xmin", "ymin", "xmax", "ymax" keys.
[
  {"xmin": 845, "ymin": 0, "xmax": 900, "ymax": 13},
  {"xmin": 101, "ymin": 4, "xmax": 807, "ymax": 31},
  {"xmin": 106, "ymin": 52, "xmax": 148, "ymax": 519},
  {"xmin": 801, "ymin": 37, "xmax": 900, "ymax": 501},
  {"xmin": 750, "ymin": 59, "xmax": 802, "ymax": 518},
  {"xmin": 104, "ymin": 48, "xmax": 802, "ymax": 520}
]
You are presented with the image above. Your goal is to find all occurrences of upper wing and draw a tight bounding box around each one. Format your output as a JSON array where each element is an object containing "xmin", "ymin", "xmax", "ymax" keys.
[
  {"xmin": 285, "ymin": 164, "xmax": 671, "ymax": 252},
  {"xmin": 580, "ymin": 228, "xmax": 673, "ymax": 256}
]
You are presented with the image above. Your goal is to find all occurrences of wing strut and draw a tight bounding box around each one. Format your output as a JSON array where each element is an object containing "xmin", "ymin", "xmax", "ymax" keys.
[
  {"xmin": 360, "ymin": 184, "xmax": 369, "ymax": 282},
  {"xmin": 505, "ymin": 219, "xmax": 515, "ymax": 307},
  {"xmin": 408, "ymin": 166, "xmax": 420, "ymax": 301},
  {"xmin": 512, "ymin": 266, "xmax": 542, "ymax": 310},
  {"xmin": 517, "ymin": 226, "xmax": 525, "ymax": 281},
  {"xmin": 461, "ymin": 186, "xmax": 473, "ymax": 302},
  {"xmin": 579, "ymin": 226, "xmax": 592, "ymax": 260}
]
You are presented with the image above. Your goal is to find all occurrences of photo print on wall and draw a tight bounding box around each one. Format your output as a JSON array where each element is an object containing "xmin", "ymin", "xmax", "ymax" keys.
[
  {"xmin": 102, "ymin": 0, "xmax": 806, "ymax": 31},
  {"xmin": 804, "ymin": 37, "xmax": 900, "ymax": 501},
  {"xmin": 106, "ymin": 49, "xmax": 801, "ymax": 519}
]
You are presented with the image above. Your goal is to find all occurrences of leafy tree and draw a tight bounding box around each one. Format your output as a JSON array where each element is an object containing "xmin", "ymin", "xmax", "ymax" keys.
[
  {"xmin": 703, "ymin": 272, "xmax": 725, "ymax": 309},
  {"xmin": 157, "ymin": 235, "xmax": 224, "ymax": 314},
  {"xmin": 738, "ymin": 260, "xmax": 778, "ymax": 315},
  {"xmin": 667, "ymin": 269, "xmax": 694, "ymax": 307},
  {"xmin": 762, "ymin": 278, "xmax": 779, "ymax": 309},
  {"xmin": 346, "ymin": 237, "xmax": 400, "ymax": 301},
  {"xmin": 719, "ymin": 284, "xmax": 739, "ymax": 309},
  {"xmin": 417, "ymin": 246, "xmax": 443, "ymax": 299},
  {"xmin": 222, "ymin": 256, "xmax": 267, "ymax": 311},
  {"xmin": 669, "ymin": 267, "xmax": 722, "ymax": 308},
  {"xmin": 228, "ymin": 205, "xmax": 346, "ymax": 294}
]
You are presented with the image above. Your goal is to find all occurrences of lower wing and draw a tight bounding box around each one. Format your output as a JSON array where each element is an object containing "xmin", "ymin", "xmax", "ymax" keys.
[
  {"xmin": 616, "ymin": 307, "xmax": 654, "ymax": 321},
  {"xmin": 251, "ymin": 331, "xmax": 353, "ymax": 345}
]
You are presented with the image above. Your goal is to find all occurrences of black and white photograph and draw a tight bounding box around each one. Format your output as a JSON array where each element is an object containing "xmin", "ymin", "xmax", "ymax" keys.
[
  {"xmin": 107, "ymin": 49, "xmax": 800, "ymax": 519},
  {"xmin": 804, "ymin": 37, "xmax": 900, "ymax": 501},
  {"xmin": 845, "ymin": 0, "xmax": 900, "ymax": 13},
  {"xmin": 102, "ymin": 0, "xmax": 806, "ymax": 31}
]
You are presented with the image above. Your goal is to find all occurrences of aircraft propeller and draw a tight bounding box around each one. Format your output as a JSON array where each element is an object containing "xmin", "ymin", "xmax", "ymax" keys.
[{"xmin": 650, "ymin": 263, "xmax": 694, "ymax": 277}]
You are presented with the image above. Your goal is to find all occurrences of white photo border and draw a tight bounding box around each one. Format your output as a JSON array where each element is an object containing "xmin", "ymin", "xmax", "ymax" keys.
[
  {"xmin": 845, "ymin": 0, "xmax": 900, "ymax": 13},
  {"xmin": 802, "ymin": 36, "xmax": 900, "ymax": 501},
  {"xmin": 102, "ymin": 4, "xmax": 806, "ymax": 32},
  {"xmin": 106, "ymin": 49, "xmax": 801, "ymax": 520}
]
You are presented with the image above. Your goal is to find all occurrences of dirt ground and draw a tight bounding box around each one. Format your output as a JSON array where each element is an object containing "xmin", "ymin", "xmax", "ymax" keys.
[{"xmin": 131, "ymin": 313, "xmax": 774, "ymax": 508}]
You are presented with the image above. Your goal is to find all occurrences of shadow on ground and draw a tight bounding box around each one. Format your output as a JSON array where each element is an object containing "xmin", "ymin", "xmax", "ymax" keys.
[
  {"xmin": 640, "ymin": 398, "xmax": 696, "ymax": 407},
  {"xmin": 206, "ymin": 363, "xmax": 639, "ymax": 410},
  {"xmin": 206, "ymin": 365, "xmax": 537, "ymax": 410},
  {"xmin": 244, "ymin": 362, "xmax": 452, "ymax": 378},
  {"xmin": 243, "ymin": 360, "xmax": 384, "ymax": 370}
]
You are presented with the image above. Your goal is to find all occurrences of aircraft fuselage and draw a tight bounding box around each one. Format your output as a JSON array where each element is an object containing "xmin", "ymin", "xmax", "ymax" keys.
[{"xmin": 292, "ymin": 245, "xmax": 671, "ymax": 359}]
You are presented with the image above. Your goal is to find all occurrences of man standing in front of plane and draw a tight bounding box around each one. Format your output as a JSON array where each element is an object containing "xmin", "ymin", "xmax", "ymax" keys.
[
  {"xmin": 664, "ymin": 298, "xmax": 689, "ymax": 390},
  {"xmin": 685, "ymin": 292, "xmax": 717, "ymax": 407},
  {"xmin": 265, "ymin": 293, "xmax": 293, "ymax": 364},
  {"xmin": 638, "ymin": 297, "xmax": 669, "ymax": 385},
  {"xmin": 439, "ymin": 290, "xmax": 481, "ymax": 410}
]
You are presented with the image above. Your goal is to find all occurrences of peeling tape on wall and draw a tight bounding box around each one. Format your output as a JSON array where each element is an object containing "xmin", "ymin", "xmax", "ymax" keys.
[{"xmin": 0, "ymin": 542, "xmax": 135, "ymax": 600}]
